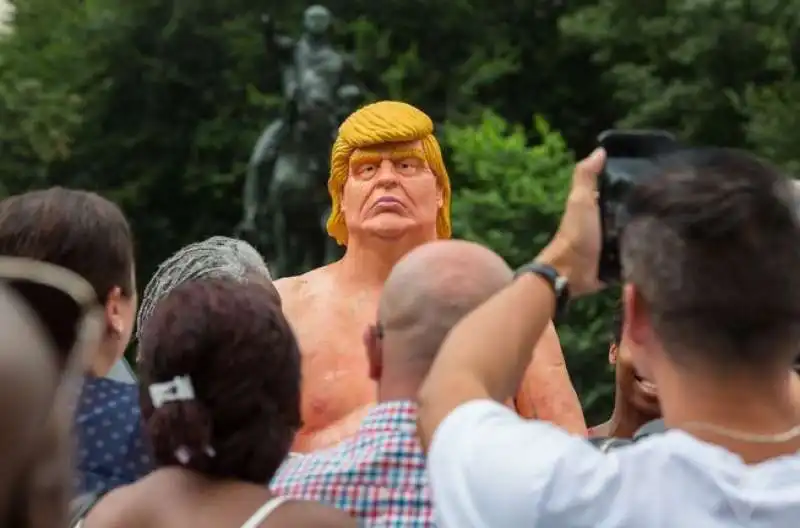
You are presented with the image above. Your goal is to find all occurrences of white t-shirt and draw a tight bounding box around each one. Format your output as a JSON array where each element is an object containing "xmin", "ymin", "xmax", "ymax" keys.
[{"xmin": 428, "ymin": 399, "xmax": 800, "ymax": 528}]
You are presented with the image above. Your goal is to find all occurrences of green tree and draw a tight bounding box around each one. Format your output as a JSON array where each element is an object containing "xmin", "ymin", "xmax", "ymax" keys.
[
  {"xmin": 740, "ymin": 81, "xmax": 800, "ymax": 174},
  {"xmin": 0, "ymin": 0, "xmax": 88, "ymax": 193},
  {"xmin": 561, "ymin": 0, "xmax": 800, "ymax": 151}
]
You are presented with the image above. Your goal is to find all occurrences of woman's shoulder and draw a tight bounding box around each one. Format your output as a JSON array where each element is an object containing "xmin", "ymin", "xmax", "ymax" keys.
[{"xmin": 80, "ymin": 481, "xmax": 146, "ymax": 528}]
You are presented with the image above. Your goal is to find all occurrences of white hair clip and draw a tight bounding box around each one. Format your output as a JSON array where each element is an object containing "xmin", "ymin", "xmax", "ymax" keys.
[
  {"xmin": 148, "ymin": 375, "xmax": 196, "ymax": 408},
  {"xmin": 175, "ymin": 445, "xmax": 192, "ymax": 465},
  {"xmin": 174, "ymin": 444, "xmax": 216, "ymax": 466}
]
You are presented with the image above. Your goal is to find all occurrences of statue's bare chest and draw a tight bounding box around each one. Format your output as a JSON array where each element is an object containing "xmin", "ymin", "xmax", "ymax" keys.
[
  {"xmin": 294, "ymin": 40, "xmax": 344, "ymax": 81},
  {"xmin": 288, "ymin": 290, "xmax": 379, "ymax": 432}
]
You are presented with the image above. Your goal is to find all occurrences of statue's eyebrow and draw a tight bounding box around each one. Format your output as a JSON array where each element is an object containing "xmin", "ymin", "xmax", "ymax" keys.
[
  {"xmin": 387, "ymin": 149, "xmax": 426, "ymax": 161},
  {"xmin": 349, "ymin": 151, "xmax": 383, "ymax": 167},
  {"xmin": 350, "ymin": 148, "xmax": 425, "ymax": 166}
]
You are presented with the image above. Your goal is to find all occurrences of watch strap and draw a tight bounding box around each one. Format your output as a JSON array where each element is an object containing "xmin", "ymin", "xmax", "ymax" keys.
[{"xmin": 514, "ymin": 261, "xmax": 570, "ymax": 320}]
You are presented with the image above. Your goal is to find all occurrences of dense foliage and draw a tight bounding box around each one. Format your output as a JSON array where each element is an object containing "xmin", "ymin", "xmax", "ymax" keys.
[{"xmin": 1, "ymin": 0, "xmax": 797, "ymax": 422}]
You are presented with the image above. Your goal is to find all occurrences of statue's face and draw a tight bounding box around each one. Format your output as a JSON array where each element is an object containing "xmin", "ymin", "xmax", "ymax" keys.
[
  {"xmin": 304, "ymin": 6, "xmax": 331, "ymax": 36},
  {"xmin": 341, "ymin": 140, "xmax": 442, "ymax": 240}
]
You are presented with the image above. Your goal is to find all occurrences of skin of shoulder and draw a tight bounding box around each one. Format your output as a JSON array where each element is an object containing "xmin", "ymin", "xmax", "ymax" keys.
[
  {"xmin": 82, "ymin": 484, "xmax": 143, "ymax": 528},
  {"xmin": 274, "ymin": 265, "xmax": 336, "ymax": 321}
]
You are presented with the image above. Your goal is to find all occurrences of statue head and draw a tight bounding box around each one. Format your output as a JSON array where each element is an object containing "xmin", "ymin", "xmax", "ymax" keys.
[
  {"xmin": 326, "ymin": 101, "xmax": 452, "ymax": 246},
  {"xmin": 303, "ymin": 5, "xmax": 331, "ymax": 36}
]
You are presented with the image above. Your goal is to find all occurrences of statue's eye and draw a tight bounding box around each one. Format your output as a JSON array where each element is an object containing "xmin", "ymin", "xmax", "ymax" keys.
[
  {"xmin": 356, "ymin": 164, "xmax": 377, "ymax": 178},
  {"xmin": 395, "ymin": 158, "xmax": 421, "ymax": 175}
]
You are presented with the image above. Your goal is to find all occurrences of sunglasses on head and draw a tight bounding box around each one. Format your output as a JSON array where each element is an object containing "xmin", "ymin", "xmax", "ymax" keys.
[{"xmin": 0, "ymin": 258, "xmax": 104, "ymax": 375}]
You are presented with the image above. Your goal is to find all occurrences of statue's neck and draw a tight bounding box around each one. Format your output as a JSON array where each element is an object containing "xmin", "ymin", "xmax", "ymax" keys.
[{"xmin": 335, "ymin": 231, "xmax": 436, "ymax": 288}]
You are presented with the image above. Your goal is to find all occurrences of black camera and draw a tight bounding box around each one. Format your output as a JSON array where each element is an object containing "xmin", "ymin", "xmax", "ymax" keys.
[{"xmin": 597, "ymin": 130, "xmax": 680, "ymax": 283}]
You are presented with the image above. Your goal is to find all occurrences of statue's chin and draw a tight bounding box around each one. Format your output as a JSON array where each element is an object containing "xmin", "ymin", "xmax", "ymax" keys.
[{"xmin": 355, "ymin": 216, "xmax": 419, "ymax": 241}]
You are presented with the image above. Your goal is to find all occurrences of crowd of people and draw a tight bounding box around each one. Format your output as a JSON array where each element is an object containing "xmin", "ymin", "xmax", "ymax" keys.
[{"xmin": 2, "ymin": 100, "xmax": 800, "ymax": 527}]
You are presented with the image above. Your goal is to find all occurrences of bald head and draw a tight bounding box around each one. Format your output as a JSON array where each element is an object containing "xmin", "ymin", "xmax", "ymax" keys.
[{"xmin": 378, "ymin": 241, "xmax": 512, "ymax": 371}]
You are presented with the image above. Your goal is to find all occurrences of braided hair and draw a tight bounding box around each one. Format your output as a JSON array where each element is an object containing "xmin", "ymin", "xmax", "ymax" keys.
[{"xmin": 137, "ymin": 237, "xmax": 270, "ymax": 340}]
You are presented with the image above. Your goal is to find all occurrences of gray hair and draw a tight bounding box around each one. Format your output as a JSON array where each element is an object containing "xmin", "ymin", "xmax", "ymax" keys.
[{"xmin": 136, "ymin": 236, "xmax": 270, "ymax": 339}]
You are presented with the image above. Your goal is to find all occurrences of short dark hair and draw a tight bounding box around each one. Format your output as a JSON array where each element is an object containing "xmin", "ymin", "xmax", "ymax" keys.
[
  {"xmin": 621, "ymin": 148, "xmax": 800, "ymax": 369},
  {"xmin": 138, "ymin": 278, "xmax": 300, "ymax": 483},
  {"xmin": 0, "ymin": 188, "xmax": 134, "ymax": 302}
]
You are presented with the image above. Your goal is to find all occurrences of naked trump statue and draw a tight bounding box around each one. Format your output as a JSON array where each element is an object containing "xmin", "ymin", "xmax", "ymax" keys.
[{"xmin": 276, "ymin": 100, "xmax": 586, "ymax": 451}]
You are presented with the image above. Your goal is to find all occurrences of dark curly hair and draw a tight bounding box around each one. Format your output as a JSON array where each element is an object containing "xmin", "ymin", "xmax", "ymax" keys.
[{"xmin": 137, "ymin": 278, "xmax": 301, "ymax": 484}]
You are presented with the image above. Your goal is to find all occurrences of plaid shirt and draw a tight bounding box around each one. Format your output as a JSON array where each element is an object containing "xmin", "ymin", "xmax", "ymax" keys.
[{"xmin": 270, "ymin": 400, "xmax": 432, "ymax": 526}]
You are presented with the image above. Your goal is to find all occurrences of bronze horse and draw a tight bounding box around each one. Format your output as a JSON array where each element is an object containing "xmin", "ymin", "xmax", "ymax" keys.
[{"xmin": 242, "ymin": 69, "xmax": 355, "ymax": 276}]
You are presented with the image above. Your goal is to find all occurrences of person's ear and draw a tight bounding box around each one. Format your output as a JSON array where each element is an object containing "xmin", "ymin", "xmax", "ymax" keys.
[
  {"xmin": 624, "ymin": 283, "xmax": 658, "ymax": 381},
  {"xmin": 105, "ymin": 286, "xmax": 124, "ymax": 337},
  {"xmin": 363, "ymin": 325, "xmax": 383, "ymax": 381},
  {"xmin": 609, "ymin": 343, "xmax": 618, "ymax": 365},
  {"xmin": 624, "ymin": 284, "xmax": 652, "ymax": 347}
]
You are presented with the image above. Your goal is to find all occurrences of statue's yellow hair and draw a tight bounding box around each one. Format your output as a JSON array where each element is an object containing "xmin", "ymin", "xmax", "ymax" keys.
[{"xmin": 326, "ymin": 100, "xmax": 452, "ymax": 246}]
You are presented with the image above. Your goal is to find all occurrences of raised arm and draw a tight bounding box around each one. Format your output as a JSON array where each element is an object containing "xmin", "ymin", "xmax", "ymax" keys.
[{"xmin": 260, "ymin": 14, "xmax": 294, "ymax": 60}]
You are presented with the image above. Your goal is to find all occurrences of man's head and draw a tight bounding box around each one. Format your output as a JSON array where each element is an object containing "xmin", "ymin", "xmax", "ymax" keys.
[
  {"xmin": 303, "ymin": 5, "xmax": 331, "ymax": 36},
  {"xmin": 620, "ymin": 148, "xmax": 800, "ymax": 384},
  {"xmin": 609, "ymin": 312, "xmax": 660, "ymax": 418},
  {"xmin": 364, "ymin": 240, "xmax": 512, "ymax": 393},
  {"xmin": 137, "ymin": 236, "xmax": 276, "ymax": 342},
  {"xmin": 327, "ymin": 101, "xmax": 452, "ymax": 246},
  {"xmin": 0, "ymin": 188, "xmax": 135, "ymax": 377}
]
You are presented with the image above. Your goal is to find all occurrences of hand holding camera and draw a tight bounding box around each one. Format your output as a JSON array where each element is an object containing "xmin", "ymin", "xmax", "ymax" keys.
[
  {"xmin": 538, "ymin": 148, "xmax": 606, "ymax": 297},
  {"xmin": 539, "ymin": 129, "xmax": 679, "ymax": 297}
]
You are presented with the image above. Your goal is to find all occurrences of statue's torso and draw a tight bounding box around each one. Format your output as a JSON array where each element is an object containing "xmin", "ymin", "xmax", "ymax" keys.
[
  {"xmin": 276, "ymin": 267, "xmax": 381, "ymax": 452},
  {"xmin": 293, "ymin": 37, "xmax": 344, "ymax": 89},
  {"xmin": 275, "ymin": 261, "xmax": 589, "ymax": 452}
]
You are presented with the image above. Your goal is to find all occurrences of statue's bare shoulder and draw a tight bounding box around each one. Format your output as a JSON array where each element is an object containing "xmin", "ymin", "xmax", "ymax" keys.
[
  {"xmin": 275, "ymin": 264, "xmax": 339, "ymax": 326},
  {"xmin": 274, "ymin": 263, "xmax": 375, "ymax": 449}
]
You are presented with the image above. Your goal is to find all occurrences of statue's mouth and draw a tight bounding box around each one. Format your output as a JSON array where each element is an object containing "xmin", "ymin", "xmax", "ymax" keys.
[{"xmin": 370, "ymin": 197, "xmax": 406, "ymax": 213}]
